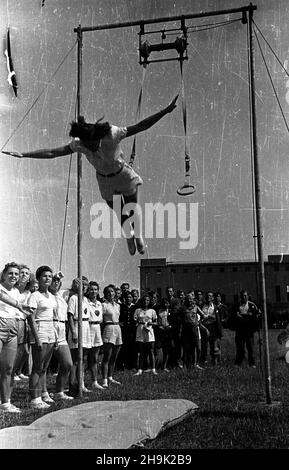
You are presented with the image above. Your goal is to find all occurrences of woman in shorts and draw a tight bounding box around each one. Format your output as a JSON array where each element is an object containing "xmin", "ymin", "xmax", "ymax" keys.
[
  {"xmin": 133, "ymin": 294, "xmax": 158, "ymax": 376},
  {"xmin": 40, "ymin": 273, "xmax": 74, "ymax": 402},
  {"xmin": 4, "ymin": 96, "xmax": 178, "ymax": 256},
  {"xmin": 27, "ymin": 265, "xmax": 57, "ymax": 409},
  {"xmin": 87, "ymin": 281, "xmax": 104, "ymax": 390},
  {"xmin": 101, "ymin": 284, "xmax": 122, "ymax": 388},
  {"xmin": 67, "ymin": 277, "xmax": 92, "ymax": 395},
  {"xmin": 0, "ymin": 262, "xmax": 31, "ymax": 413}
]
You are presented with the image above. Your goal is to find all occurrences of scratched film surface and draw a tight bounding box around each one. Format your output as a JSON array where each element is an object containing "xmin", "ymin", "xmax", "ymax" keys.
[{"xmin": 0, "ymin": 0, "xmax": 288, "ymax": 290}]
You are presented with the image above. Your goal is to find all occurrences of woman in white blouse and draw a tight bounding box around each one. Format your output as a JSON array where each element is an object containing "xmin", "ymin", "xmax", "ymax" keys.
[
  {"xmin": 27, "ymin": 265, "xmax": 58, "ymax": 409},
  {"xmin": 0, "ymin": 262, "xmax": 32, "ymax": 413},
  {"xmin": 67, "ymin": 277, "xmax": 92, "ymax": 395},
  {"xmin": 101, "ymin": 285, "xmax": 122, "ymax": 388},
  {"xmin": 39, "ymin": 273, "xmax": 74, "ymax": 402},
  {"xmin": 133, "ymin": 294, "xmax": 158, "ymax": 376},
  {"xmin": 87, "ymin": 281, "xmax": 104, "ymax": 390}
]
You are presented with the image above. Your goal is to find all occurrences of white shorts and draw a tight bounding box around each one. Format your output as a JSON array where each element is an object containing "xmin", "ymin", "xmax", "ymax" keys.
[
  {"xmin": 68, "ymin": 320, "xmax": 91, "ymax": 349},
  {"xmin": 102, "ymin": 324, "xmax": 122, "ymax": 346},
  {"xmin": 96, "ymin": 163, "xmax": 143, "ymax": 201},
  {"xmin": 90, "ymin": 323, "xmax": 103, "ymax": 347},
  {"xmin": 30, "ymin": 321, "xmax": 56, "ymax": 344},
  {"xmin": 53, "ymin": 321, "xmax": 67, "ymax": 346}
]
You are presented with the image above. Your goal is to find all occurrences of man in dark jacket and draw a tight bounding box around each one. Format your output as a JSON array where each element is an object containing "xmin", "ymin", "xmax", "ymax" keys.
[
  {"xmin": 232, "ymin": 290, "xmax": 261, "ymax": 367},
  {"xmin": 166, "ymin": 287, "xmax": 183, "ymax": 368}
]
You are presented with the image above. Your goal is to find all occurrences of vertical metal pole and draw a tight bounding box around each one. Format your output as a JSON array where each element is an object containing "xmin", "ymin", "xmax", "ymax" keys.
[
  {"xmin": 248, "ymin": 5, "xmax": 272, "ymax": 404},
  {"xmin": 76, "ymin": 25, "xmax": 83, "ymax": 398}
]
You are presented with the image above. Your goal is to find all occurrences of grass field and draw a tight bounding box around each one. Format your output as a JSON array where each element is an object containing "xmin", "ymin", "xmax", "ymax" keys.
[{"xmin": 1, "ymin": 328, "xmax": 289, "ymax": 449}]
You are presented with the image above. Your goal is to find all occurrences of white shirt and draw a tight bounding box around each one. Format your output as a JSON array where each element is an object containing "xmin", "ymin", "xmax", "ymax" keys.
[
  {"xmin": 27, "ymin": 291, "xmax": 57, "ymax": 321},
  {"xmin": 87, "ymin": 299, "xmax": 103, "ymax": 323},
  {"xmin": 69, "ymin": 125, "xmax": 127, "ymax": 174},
  {"xmin": 0, "ymin": 285, "xmax": 20, "ymax": 319},
  {"xmin": 134, "ymin": 308, "xmax": 157, "ymax": 343},
  {"xmin": 67, "ymin": 294, "xmax": 90, "ymax": 320}
]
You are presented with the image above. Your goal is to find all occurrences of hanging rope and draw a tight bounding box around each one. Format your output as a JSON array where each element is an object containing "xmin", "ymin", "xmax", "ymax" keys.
[
  {"xmin": 253, "ymin": 20, "xmax": 289, "ymax": 79},
  {"xmin": 177, "ymin": 59, "xmax": 195, "ymax": 196},
  {"xmin": 58, "ymin": 77, "xmax": 80, "ymax": 271},
  {"xmin": 129, "ymin": 64, "xmax": 147, "ymax": 167},
  {"xmin": 58, "ymin": 154, "xmax": 73, "ymax": 272},
  {"xmin": 253, "ymin": 26, "xmax": 289, "ymax": 135},
  {"xmin": 1, "ymin": 39, "xmax": 77, "ymax": 152}
]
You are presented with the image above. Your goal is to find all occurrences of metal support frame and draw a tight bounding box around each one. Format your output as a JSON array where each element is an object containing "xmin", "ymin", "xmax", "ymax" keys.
[
  {"xmin": 76, "ymin": 26, "xmax": 83, "ymax": 399},
  {"xmin": 74, "ymin": 3, "xmax": 275, "ymax": 405},
  {"xmin": 247, "ymin": 6, "xmax": 272, "ymax": 404},
  {"xmin": 138, "ymin": 17, "xmax": 188, "ymax": 66}
]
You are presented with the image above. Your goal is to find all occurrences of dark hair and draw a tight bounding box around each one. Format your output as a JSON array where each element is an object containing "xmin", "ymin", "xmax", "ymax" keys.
[
  {"xmin": 103, "ymin": 284, "xmax": 116, "ymax": 300},
  {"xmin": 1, "ymin": 262, "xmax": 20, "ymax": 282},
  {"xmin": 140, "ymin": 293, "xmax": 151, "ymax": 308},
  {"xmin": 123, "ymin": 291, "xmax": 133, "ymax": 300},
  {"xmin": 184, "ymin": 292, "xmax": 196, "ymax": 307},
  {"xmin": 89, "ymin": 281, "xmax": 100, "ymax": 290},
  {"xmin": 69, "ymin": 116, "xmax": 111, "ymax": 142},
  {"xmin": 35, "ymin": 265, "xmax": 53, "ymax": 281},
  {"xmin": 120, "ymin": 282, "xmax": 130, "ymax": 290},
  {"xmin": 240, "ymin": 290, "xmax": 248, "ymax": 295},
  {"xmin": 160, "ymin": 297, "xmax": 170, "ymax": 309}
]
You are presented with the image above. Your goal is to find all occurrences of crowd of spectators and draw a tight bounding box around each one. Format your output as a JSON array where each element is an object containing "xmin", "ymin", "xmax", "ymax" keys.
[{"xmin": 0, "ymin": 261, "xmax": 261, "ymax": 413}]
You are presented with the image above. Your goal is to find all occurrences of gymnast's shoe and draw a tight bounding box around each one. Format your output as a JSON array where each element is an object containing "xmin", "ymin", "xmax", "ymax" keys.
[
  {"xmin": 0, "ymin": 402, "xmax": 21, "ymax": 413},
  {"xmin": 29, "ymin": 399, "xmax": 50, "ymax": 410},
  {"xmin": 54, "ymin": 392, "xmax": 74, "ymax": 400},
  {"xmin": 135, "ymin": 236, "xmax": 145, "ymax": 255},
  {"xmin": 126, "ymin": 234, "xmax": 136, "ymax": 256}
]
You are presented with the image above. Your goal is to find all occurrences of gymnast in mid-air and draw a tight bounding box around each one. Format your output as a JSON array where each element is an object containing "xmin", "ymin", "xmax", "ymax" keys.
[{"xmin": 2, "ymin": 95, "xmax": 178, "ymax": 255}]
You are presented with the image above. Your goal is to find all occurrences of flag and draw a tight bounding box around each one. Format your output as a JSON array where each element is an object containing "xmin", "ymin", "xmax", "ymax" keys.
[{"xmin": 4, "ymin": 28, "xmax": 18, "ymax": 97}]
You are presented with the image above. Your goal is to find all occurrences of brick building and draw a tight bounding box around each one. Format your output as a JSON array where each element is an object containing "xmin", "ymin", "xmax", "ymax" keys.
[{"xmin": 139, "ymin": 255, "xmax": 289, "ymax": 325}]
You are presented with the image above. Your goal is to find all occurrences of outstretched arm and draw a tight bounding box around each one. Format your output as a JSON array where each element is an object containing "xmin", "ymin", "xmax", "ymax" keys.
[
  {"xmin": 2, "ymin": 144, "xmax": 72, "ymax": 159},
  {"xmin": 126, "ymin": 95, "xmax": 178, "ymax": 138}
]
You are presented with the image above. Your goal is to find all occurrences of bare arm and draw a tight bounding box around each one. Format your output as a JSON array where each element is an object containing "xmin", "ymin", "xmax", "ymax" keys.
[
  {"xmin": 68, "ymin": 312, "xmax": 77, "ymax": 343},
  {"xmin": 2, "ymin": 144, "xmax": 72, "ymax": 159},
  {"xmin": 126, "ymin": 95, "xmax": 178, "ymax": 138},
  {"xmin": 26, "ymin": 311, "xmax": 42, "ymax": 348},
  {"xmin": 0, "ymin": 289, "xmax": 32, "ymax": 316}
]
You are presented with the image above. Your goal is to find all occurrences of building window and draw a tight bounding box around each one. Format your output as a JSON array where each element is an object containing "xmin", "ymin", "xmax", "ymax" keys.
[
  {"xmin": 171, "ymin": 269, "xmax": 176, "ymax": 274},
  {"xmin": 219, "ymin": 267, "xmax": 225, "ymax": 273},
  {"xmin": 233, "ymin": 294, "xmax": 239, "ymax": 304},
  {"xmin": 207, "ymin": 268, "xmax": 212, "ymax": 273},
  {"xmin": 275, "ymin": 285, "xmax": 281, "ymax": 302},
  {"xmin": 183, "ymin": 268, "xmax": 188, "ymax": 273},
  {"xmin": 233, "ymin": 267, "xmax": 238, "ymax": 272},
  {"xmin": 195, "ymin": 268, "xmax": 200, "ymax": 273},
  {"xmin": 157, "ymin": 287, "xmax": 162, "ymax": 299},
  {"xmin": 245, "ymin": 266, "xmax": 251, "ymax": 272},
  {"xmin": 285, "ymin": 265, "xmax": 289, "ymax": 271},
  {"xmin": 274, "ymin": 265, "xmax": 280, "ymax": 272}
]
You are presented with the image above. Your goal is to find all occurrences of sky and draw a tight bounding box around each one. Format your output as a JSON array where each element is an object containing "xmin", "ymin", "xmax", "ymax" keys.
[{"xmin": 1, "ymin": 0, "xmax": 289, "ymax": 292}]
